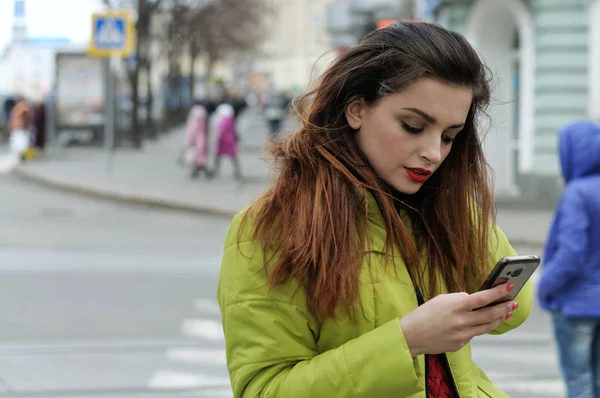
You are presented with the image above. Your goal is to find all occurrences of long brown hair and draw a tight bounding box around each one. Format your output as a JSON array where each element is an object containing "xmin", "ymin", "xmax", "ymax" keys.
[{"xmin": 241, "ymin": 21, "xmax": 495, "ymax": 323}]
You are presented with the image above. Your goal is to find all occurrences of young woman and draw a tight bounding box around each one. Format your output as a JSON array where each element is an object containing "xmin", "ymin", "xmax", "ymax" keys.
[{"xmin": 218, "ymin": 21, "xmax": 532, "ymax": 397}]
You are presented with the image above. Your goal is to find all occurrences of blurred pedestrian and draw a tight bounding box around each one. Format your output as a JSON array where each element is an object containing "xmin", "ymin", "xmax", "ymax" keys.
[
  {"xmin": 217, "ymin": 21, "xmax": 532, "ymax": 397},
  {"xmin": 223, "ymin": 91, "xmax": 247, "ymax": 144},
  {"xmin": 207, "ymin": 102, "xmax": 242, "ymax": 180},
  {"xmin": 225, "ymin": 90, "xmax": 248, "ymax": 119},
  {"xmin": 263, "ymin": 88, "xmax": 288, "ymax": 137},
  {"xmin": 8, "ymin": 97, "xmax": 33, "ymax": 158},
  {"xmin": 538, "ymin": 120, "xmax": 600, "ymax": 398},
  {"xmin": 32, "ymin": 102, "xmax": 47, "ymax": 151},
  {"xmin": 183, "ymin": 103, "xmax": 209, "ymax": 179}
]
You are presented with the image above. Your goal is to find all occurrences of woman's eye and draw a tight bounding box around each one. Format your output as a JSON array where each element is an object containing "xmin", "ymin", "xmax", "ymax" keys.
[
  {"xmin": 401, "ymin": 122, "xmax": 424, "ymax": 134},
  {"xmin": 442, "ymin": 135, "xmax": 455, "ymax": 145}
]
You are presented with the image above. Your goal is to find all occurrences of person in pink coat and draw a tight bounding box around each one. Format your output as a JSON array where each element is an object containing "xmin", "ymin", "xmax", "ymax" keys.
[
  {"xmin": 208, "ymin": 102, "xmax": 242, "ymax": 180},
  {"xmin": 185, "ymin": 104, "xmax": 208, "ymax": 179}
]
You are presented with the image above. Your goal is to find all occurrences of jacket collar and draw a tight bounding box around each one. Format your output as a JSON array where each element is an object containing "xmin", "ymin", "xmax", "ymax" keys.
[
  {"xmin": 363, "ymin": 190, "xmax": 414, "ymax": 254},
  {"xmin": 365, "ymin": 190, "xmax": 385, "ymax": 228}
]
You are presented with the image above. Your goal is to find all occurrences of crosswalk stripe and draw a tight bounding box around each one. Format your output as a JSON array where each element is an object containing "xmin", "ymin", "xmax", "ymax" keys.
[
  {"xmin": 475, "ymin": 330, "xmax": 553, "ymax": 343},
  {"xmin": 472, "ymin": 346, "xmax": 557, "ymax": 365},
  {"xmin": 165, "ymin": 347, "xmax": 226, "ymax": 365},
  {"xmin": 485, "ymin": 371, "xmax": 526, "ymax": 380},
  {"xmin": 181, "ymin": 319, "xmax": 224, "ymax": 341},
  {"xmin": 194, "ymin": 298, "xmax": 221, "ymax": 315},
  {"xmin": 148, "ymin": 371, "xmax": 230, "ymax": 389},
  {"xmin": 191, "ymin": 388, "xmax": 233, "ymax": 397},
  {"xmin": 495, "ymin": 379, "xmax": 564, "ymax": 396}
]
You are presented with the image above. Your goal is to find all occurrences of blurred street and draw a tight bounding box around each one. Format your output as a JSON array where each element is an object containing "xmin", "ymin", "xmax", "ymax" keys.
[
  {"xmin": 0, "ymin": 174, "xmax": 231, "ymax": 397},
  {"xmin": 0, "ymin": 155, "xmax": 561, "ymax": 398}
]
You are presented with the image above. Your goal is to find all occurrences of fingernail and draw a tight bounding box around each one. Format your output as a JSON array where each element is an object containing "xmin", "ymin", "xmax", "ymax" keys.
[
  {"xmin": 512, "ymin": 302, "xmax": 519, "ymax": 310},
  {"xmin": 505, "ymin": 312, "xmax": 513, "ymax": 320},
  {"xmin": 506, "ymin": 283, "xmax": 514, "ymax": 292}
]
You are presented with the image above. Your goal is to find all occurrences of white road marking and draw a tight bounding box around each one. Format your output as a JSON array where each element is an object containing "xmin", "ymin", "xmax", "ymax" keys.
[
  {"xmin": 495, "ymin": 378, "xmax": 565, "ymax": 396},
  {"xmin": 194, "ymin": 298, "xmax": 222, "ymax": 315},
  {"xmin": 475, "ymin": 330, "xmax": 554, "ymax": 343},
  {"xmin": 472, "ymin": 346, "xmax": 557, "ymax": 365},
  {"xmin": 191, "ymin": 388, "xmax": 233, "ymax": 397},
  {"xmin": 181, "ymin": 318, "xmax": 224, "ymax": 341},
  {"xmin": 148, "ymin": 371, "xmax": 230, "ymax": 389},
  {"xmin": 165, "ymin": 347, "xmax": 226, "ymax": 365}
]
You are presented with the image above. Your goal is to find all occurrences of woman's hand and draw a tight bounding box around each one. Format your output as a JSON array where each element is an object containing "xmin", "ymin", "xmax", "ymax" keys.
[{"xmin": 399, "ymin": 283, "xmax": 518, "ymax": 357}]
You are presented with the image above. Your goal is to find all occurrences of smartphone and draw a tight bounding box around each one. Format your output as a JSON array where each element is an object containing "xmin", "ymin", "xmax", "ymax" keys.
[{"xmin": 477, "ymin": 254, "xmax": 541, "ymax": 308}]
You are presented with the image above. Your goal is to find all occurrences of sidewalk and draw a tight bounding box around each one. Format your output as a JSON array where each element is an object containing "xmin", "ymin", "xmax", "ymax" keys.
[
  {"xmin": 14, "ymin": 126, "xmax": 272, "ymax": 218},
  {"xmin": 12, "ymin": 109, "xmax": 552, "ymax": 247}
]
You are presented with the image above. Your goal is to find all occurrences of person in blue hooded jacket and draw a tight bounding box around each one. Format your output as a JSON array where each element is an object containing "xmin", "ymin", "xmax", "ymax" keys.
[{"xmin": 538, "ymin": 120, "xmax": 600, "ymax": 398}]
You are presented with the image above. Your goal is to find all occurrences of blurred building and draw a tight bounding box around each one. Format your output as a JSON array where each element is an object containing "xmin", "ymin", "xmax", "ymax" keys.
[
  {"xmin": 235, "ymin": 0, "xmax": 341, "ymax": 94},
  {"xmin": 154, "ymin": 0, "xmax": 398, "ymax": 99},
  {"xmin": 0, "ymin": 0, "xmax": 82, "ymax": 101},
  {"xmin": 0, "ymin": 38, "xmax": 80, "ymax": 101},
  {"xmin": 424, "ymin": 0, "xmax": 597, "ymax": 208}
]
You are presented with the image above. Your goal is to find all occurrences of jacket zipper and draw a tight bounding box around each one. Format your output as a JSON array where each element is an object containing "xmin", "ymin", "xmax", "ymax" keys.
[
  {"xmin": 413, "ymin": 286, "xmax": 429, "ymax": 398},
  {"xmin": 413, "ymin": 285, "xmax": 460, "ymax": 398},
  {"xmin": 442, "ymin": 352, "xmax": 461, "ymax": 398}
]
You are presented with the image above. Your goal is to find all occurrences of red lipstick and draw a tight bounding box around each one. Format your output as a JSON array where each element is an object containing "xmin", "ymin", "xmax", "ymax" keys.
[{"xmin": 404, "ymin": 167, "xmax": 432, "ymax": 183}]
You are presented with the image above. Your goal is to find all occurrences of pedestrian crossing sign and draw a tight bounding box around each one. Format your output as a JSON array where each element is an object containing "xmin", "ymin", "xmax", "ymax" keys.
[{"xmin": 88, "ymin": 11, "xmax": 135, "ymax": 58}]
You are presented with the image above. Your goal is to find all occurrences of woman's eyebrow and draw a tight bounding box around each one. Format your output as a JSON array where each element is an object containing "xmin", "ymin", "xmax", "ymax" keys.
[{"xmin": 403, "ymin": 107, "xmax": 464, "ymax": 129}]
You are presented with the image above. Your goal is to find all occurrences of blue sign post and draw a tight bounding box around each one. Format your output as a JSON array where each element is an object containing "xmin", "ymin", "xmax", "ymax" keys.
[
  {"xmin": 94, "ymin": 18, "xmax": 126, "ymax": 49},
  {"xmin": 88, "ymin": 10, "xmax": 135, "ymax": 173},
  {"xmin": 88, "ymin": 11, "xmax": 134, "ymax": 58}
]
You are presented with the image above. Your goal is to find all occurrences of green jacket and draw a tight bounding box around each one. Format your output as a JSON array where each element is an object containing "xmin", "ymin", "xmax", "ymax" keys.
[{"xmin": 217, "ymin": 196, "xmax": 533, "ymax": 397}]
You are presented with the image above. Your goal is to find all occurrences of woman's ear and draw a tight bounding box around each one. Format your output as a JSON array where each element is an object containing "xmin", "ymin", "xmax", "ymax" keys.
[{"xmin": 345, "ymin": 98, "xmax": 367, "ymax": 130}]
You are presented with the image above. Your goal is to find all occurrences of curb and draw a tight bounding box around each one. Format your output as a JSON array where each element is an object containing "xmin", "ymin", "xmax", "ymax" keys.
[
  {"xmin": 13, "ymin": 167, "xmax": 547, "ymax": 248},
  {"xmin": 13, "ymin": 167, "xmax": 239, "ymax": 219}
]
